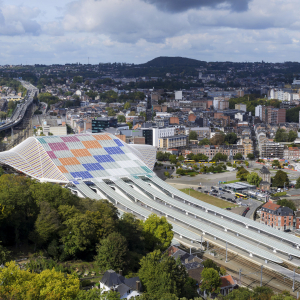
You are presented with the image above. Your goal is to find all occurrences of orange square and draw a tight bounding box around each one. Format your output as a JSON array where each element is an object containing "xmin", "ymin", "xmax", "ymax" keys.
[
  {"xmin": 57, "ymin": 165, "xmax": 68, "ymax": 173},
  {"xmin": 93, "ymin": 134, "xmax": 111, "ymax": 141},
  {"xmin": 71, "ymin": 149, "xmax": 91, "ymax": 157},
  {"xmin": 82, "ymin": 140, "xmax": 102, "ymax": 149},
  {"xmin": 59, "ymin": 157, "xmax": 80, "ymax": 166}
]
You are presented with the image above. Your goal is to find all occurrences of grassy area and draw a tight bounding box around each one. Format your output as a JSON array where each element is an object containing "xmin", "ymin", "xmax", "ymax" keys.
[
  {"xmin": 223, "ymin": 179, "xmax": 239, "ymax": 184},
  {"xmin": 180, "ymin": 189, "xmax": 237, "ymax": 209}
]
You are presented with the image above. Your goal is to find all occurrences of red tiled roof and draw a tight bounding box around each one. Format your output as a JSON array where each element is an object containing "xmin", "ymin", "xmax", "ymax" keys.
[
  {"xmin": 220, "ymin": 275, "xmax": 236, "ymax": 287},
  {"xmin": 262, "ymin": 201, "xmax": 281, "ymax": 211}
]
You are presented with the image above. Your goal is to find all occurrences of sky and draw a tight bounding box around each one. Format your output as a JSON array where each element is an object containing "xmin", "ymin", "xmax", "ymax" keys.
[{"xmin": 1, "ymin": 0, "xmax": 300, "ymax": 65}]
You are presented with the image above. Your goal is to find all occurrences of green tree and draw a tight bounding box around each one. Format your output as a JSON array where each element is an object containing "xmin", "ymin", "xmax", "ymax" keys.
[
  {"xmin": 194, "ymin": 154, "xmax": 208, "ymax": 162},
  {"xmin": 252, "ymin": 286, "xmax": 274, "ymax": 299},
  {"xmin": 247, "ymin": 153, "xmax": 255, "ymax": 160},
  {"xmin": 0, "ymin": 243, "xmax": 10, "ymax": 264},
  {"xmin": 199, "ymin": 138, "xmax": 211, "ymax": 146},
  {"xmin": 211, "ymin": 153, "xmax": 227, "ymax": 162},
  {"xmin": 178, "ymin": 155, "xmax": 184, "ymax": 161},
  {"xmin": 126, "ymin": 122, "xmax": 133, "ymax": 129},
  {"xmin": 164, "ymin": 171, "xmax": 170, "ymax": 178},
  {"xmin": 272, "ymin": 160, "xmax": 280, "ymax": 168},
  {"xmin": 236, "ymin": 166, "xmax": 249, "ymax": 181},
  {"xmin": 0, "ymin": 261, "xmax": 80, "ymax": 299},
  {"xmin": 288, "ymin": 130, "xmax": 297, "ymax": 142},
  {"xmin": 276, "ymin": 199, "xmax": 296, "ymax": 211},
  {"xmin": 233, "ymin": 153, "xmax": 243, "ymax": 160},
  {"xmin": 138, "ymin": 250, "xmax": 188, "ymax": 299},
  {"xmin": 95, "ymin": 232, "xmax": 128, "ymax": 272},
  {"xmin": 295, "ymin": 176, "xmax": 300, "ymax": 189},
  {"xmin": 128, "ymin": 111, "xmax": 136, "ymax": 116},
  {"xmin": 223, "ymin": 287, "xmax": 253, "ymax": 299},
  {"xmin": 189, "ymin": 131, "xmax": 198, "ymax": 141},
  {"xmin": 169, "ymin": 155, "xmax": 177, "ymax": 164},
  {"xmin": 225, "ymin": 132, "xmax": 238, "ymax": 144},
  {"xmin": 272, "ymin": 170, "xmax": 289, "ymax": 188},
  {"xmin": 124, "ymin": 102, "xmax": 131, "ymax": 110},
  {"xmin": 34, "ymin": 202, "xmax": 60, "ymax": 245},
  {"xmin": 143, "ymin": 214, "xmax": 173, "ymax": 251},
  {"xmin": 210, "ymin": 133, "xmax": 225, "ymax": 145},
  {"xmin": 247, "ymin": 172, "xmax": 262, "ymax": 187},
  {"xmin": 200, "ymin": 268, "xmax": 221, "ymax": 294},
  {"xmin": 73, "ymin": 76, "xmax": 83, "ymax": 83},
  {"xmin": 203, "ymin": 259, "xmax": 220, "ymax": 273}
]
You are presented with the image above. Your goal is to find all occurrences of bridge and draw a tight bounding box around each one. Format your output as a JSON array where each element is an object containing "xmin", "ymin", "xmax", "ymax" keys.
[{"xmin": 0, "ymin": 81, "xmax": 38, "ymax": 133}]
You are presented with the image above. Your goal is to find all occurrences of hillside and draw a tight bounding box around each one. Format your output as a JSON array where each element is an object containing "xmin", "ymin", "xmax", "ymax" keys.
[{"xmin": 139, "ymin": 56, "xmax": 206, "ymax": 68}]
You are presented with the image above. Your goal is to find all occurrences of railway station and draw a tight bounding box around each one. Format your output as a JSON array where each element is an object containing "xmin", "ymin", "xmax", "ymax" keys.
[{"xmin": 1, "ymin": 132, "xmax": 300, "ymax": 269}]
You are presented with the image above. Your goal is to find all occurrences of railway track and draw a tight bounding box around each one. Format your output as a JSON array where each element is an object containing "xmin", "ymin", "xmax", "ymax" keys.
[{"xmin": 208, "ymin": 246, "xmax": 299, "ymax": 295}]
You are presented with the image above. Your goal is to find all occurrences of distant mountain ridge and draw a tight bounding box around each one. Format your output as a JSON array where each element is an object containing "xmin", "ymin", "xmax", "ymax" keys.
[{"xmin": 138, "ymin": 56, "xmax": 205, "ymax": 67}]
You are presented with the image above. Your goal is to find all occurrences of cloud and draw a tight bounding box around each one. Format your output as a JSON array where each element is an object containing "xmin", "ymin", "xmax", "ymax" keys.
[
  {"xmin": 142, "ymin": 0, "xmax": 250, "ymax": 12},
  {"xmin": 0, "ymin": 5, "xmax": 41, "ymax": 36}
]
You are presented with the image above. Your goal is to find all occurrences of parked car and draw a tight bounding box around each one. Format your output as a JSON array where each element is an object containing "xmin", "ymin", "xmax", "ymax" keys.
[
  {"xmin": 227, "ymin": 198, "xmax": 232, "ymax": 201},
  {"xmin": 221, "ymin": 196, "xmax": 226, "ymax": 199},
  {"xmin": 226, "ymin": 208, "xmax": 232, "ymax": 210}
]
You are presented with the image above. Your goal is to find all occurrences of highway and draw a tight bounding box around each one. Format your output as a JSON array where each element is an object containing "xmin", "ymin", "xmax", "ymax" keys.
[{"xmin": 0, "ymin": 81, "xmax": 38, "ymax": 132}]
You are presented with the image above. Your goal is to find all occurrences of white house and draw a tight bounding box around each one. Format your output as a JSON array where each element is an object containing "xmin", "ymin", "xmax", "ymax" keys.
[{"xmin": 100, "ymin": 270, "xmax": 142, "ymax": 299}]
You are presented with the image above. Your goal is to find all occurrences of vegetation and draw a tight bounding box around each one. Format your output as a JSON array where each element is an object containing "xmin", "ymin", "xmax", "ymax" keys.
[
  {"xmin": 296, "ymin": 176, "xmax": 300, "ymax": 188},
  {"xmin": 247, "ymin": 153, "xmax": 255, "ymax": 160},
  {"xmin": 189, "ymin": 131, "xmax": 198, "ymax": 141},
  {"xmin": 247, "ymin": 172, "xmax": 262, "ymax": 186},
  {"xmin": 199, "ymin": 138, "xmax": 211, "ymax": 145},
  {"xmin": 233, "ymin": 153, "xmax": 243, "ymax": 160},
  {"xmin": 236, "ymin": 166, "xmax": 249, "ymax": 181},
  {"xmin": 276, "ymin": 199, "xmax": 296, "ymax": 211},
  {"xmin": 274, "ymin": 128, "xmax": 297, "ymax": 143},
  {"xmin": 180, "ymin": 189, "xmax": 237, "ymax": 209},
  {"xmin": 211, "ymin": 153, "xmax": 227, "ymax": 162},
  {"xmin": 272, "ymin": 170, "xmax": 289, "ymax": 188}
]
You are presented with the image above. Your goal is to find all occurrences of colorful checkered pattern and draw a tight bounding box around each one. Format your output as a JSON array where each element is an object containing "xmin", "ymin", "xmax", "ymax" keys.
[{"xmin": 0, "ymin": 133, "xmax": 157, "ymax": 183}]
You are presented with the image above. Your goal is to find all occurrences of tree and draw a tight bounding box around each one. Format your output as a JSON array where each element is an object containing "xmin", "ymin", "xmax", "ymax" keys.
[
  {"xmin": 252, "ymin": 286, "xmax": 274, "ymax": 299},
  {"xmin": 203, "ymin": 259, "xmax": 220, "ymax": 273},
  {"xmin": 73, "ymin": 76, "xmax": 83, "ymax": 83},
  {"xmin": 143, "ymin": 214, "xmax": 173, "ymax": 251},
  {"xmin": 272, "ymin": 170, "xmax": 289, "ymax": 188},
  {"xmin": 189, "ymin": 131, "xmax": 198, "ymax": 141},
  {"xmin": 247, "ymin": 172, "xmax": 262, "ymax": 187},
  {"xmin": 124, "ymin": 102, "xmax": 131, "ymax": 110},
  {"xmin": 223, "ymin": 287, "xmax": 253, "ymax": 299},
  {"xmin": 0, "ymin": 243, "xmax": 10, "ymax": 264},
  {"xmin": 211, "ymin": 153, "xmax": 227, "ymax": 162},
  {"xmin": 276, "ymin": 199, "xmax": 296, "ymax": 211},
  {"xmin": 128, "ymin": 111, "xmax": 136, "ymax": 116},
  {"xmin": 210, "ymin": 133, "xmax": 225, "ymax": 145},
  {"xmin": 233, "ymin": 153, "xmax": 243, "ymax": 160},
  {"xmin": 117, "ymin": 213, "xmax": 144, "ymax": 254},
  {"xmin": 164, "ymin": 171, "xmax": 170, "ymax": 178},
  {"xmin": 126, "ymin": 122, "xmax": 133, "ymax": 129},
  {"xmin": 178, "ymin": 155, "xmax": 184, "ymax": 161},
  {"xmin": 117, "ymin": 115, "xmax": 126, "ymax": 123},
  {"xmin": 296, "ymin": 176, "xmax": 300, "ymax": 189},
  {"xmin": 288, "ymin": 130, "xmax": 297, "ymax": 142},
  {"xmin": 199, "ymin": 138, "xmax": 211, "ymax": 146},
  {"xmin": 247, "ymin": 153, "xmax": 255, "ymax": 160},
  {"xmin": 95, "ymin": 232, "xmax": 128, "ymax": 272},
  {"xmin": 138, "ymin": 250, "xmax": 188, "ymax": 299},
  {"xmin": 0, "ymin": 261, "xmax": 80, "ymax": 299},
  {"xmin": 194, "ymin": 154, "xmax": 208, "ymax": 162},
  {"xmin": 225, "ymin": 132, "xmax": 238, "ymax": 144},
  {"xmin": 34, "ymin": 201, "xmax": 60, "ymax": 245},
  {"xmin": 169, "ymin": 155, "xmax": 177, "ymax": 164},
  {"xmin": 236, "ymin": 166, "xmax": 249, "ymax": 181},
  {"xmin": 272, "ymin": 160, "xmax": 280, "ymax": 168},
  {"xmin": 200, "ymin": 268, "xmax": 221, "ymax": 294}
]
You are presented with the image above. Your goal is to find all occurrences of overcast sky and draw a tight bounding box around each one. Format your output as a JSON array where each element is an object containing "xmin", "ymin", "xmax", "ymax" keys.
[{"xmin": 2, "ymin": 0, "xmax": 300, "ymax": 65}]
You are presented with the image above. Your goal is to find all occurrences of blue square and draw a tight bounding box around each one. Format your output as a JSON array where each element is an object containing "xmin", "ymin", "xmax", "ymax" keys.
[
  {"xmin": 82, "ymin": 163, "xmax": 105, "ymax": 171},
  {"xmin": 94, "ymin": 155, "xmax": 115, "ymax": 163},
  {"xmin": 114, "ymin": 139, "xmax": 124, "ymax": 147},
  {"xmin": 104, "ymin": 147, "xmax": 124, "ymax": 155},
  {"xmin": 70, "ymin": 171, "xmax": 93, "ymax": 179}
]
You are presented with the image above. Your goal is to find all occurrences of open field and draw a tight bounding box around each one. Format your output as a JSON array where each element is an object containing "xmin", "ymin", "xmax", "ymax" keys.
[{"xmin": 179, "ymin": 188, "xmax": 237, "ymax": 208}]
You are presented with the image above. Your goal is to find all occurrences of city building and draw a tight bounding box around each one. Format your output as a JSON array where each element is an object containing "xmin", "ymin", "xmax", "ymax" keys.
[
  {"xmin": 261, "ymin": 202, "xmax": 294, "ymax": 231},
  {"xmin": 92, "ymin": 117, "xmax": 118, "ymax": 133}
]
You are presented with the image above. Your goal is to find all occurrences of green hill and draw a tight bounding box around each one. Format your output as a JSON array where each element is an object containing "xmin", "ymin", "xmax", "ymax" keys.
[{"xmin": 139, "ymin": 56, "xmax": 206, "ymax": 68}]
